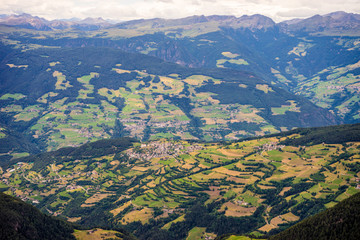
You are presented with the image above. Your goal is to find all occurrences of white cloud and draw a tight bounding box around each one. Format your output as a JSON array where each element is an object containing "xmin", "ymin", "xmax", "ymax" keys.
[{"xmin": 0, "ymin": 0, "xmax": 359, "ymax": 22}]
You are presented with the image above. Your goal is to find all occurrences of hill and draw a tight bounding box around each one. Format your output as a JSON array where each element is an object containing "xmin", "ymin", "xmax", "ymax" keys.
[
  {"xmin": 1, "ymin": 123, "xmax": 359, "ymax": 239},
  {"xmin": 269, "ymin": 192, "xmax": 360, "ymax": 240},
  {"xmin": 0, "ymin": 44, "xmax": 337, "ymax": 156},
  {"xmin": 0, "ymin": 192, "xmax": 75, "ymax": 240}
]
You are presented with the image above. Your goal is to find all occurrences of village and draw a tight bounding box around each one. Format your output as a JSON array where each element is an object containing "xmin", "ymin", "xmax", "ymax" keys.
[{"xmin": 125, "ymin": 140, "xmax": 203, "ymax": 161}]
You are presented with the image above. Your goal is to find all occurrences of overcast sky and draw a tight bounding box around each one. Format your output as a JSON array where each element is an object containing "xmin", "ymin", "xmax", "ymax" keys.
[{"xmin": 0, "ymin": 0, "xmax": 359, "ymax": 22}]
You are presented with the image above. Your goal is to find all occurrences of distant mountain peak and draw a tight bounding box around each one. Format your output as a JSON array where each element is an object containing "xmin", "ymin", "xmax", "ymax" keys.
[
  {"xmin": 325, "ymin": 11, "xmax": 354, "ymax": 19},
  {"xmin": 205, "ymin": 15, "xmax": 236, "ymax": 21},
  {"xmin": 279, "ymin": 11, "xmax": 360, "ymax": 34},
  {"xmin": 0, "ymin": 13, "xmax": 112, "ymax": 31},
  {"xmin": 0, "ymin": 13, "xmax": 51, "ymax": 30},
  {"xmin": 229, "ymin": 14, "xmax": 276, "ymax": 30},
  {"xmin": 78, "ymin": 17, "xmax": 108, "ymax": 24},
  {"xmin": 1, "ymin": 11, "xmax": 359, "ymax": 34}
]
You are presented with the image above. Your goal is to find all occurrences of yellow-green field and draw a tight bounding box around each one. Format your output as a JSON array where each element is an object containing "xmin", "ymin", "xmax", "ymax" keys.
[
  {"xmin": 74, "ymin": 229, "xmax": 122, "ymax": 240},
  {"xmin": 2, "ymin": 132, "xmax": 360, "ymax": 238}
]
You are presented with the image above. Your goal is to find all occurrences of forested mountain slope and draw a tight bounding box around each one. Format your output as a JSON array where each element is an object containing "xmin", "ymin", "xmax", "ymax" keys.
[
  {"xmin": 269, "ymin": 192, "xmax": 360, "ymax": 240},
  {"xmin": 0, "ymin": 192, "xmax": 136, "ymax": 240},
  {"xmin": 0, "ymin": 192, "xmax": 75, "ymax": 240}
]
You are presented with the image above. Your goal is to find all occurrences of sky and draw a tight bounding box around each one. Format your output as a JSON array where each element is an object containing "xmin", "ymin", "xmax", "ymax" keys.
[{"xmin": 0, "ymin": 0, "xmax": 360, "ymax": 22}]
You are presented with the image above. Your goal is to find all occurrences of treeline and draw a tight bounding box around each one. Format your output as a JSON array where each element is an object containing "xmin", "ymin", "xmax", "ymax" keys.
[{"xmin": 278, "ymin": 123, "xmax": 360, "ymax": 146}]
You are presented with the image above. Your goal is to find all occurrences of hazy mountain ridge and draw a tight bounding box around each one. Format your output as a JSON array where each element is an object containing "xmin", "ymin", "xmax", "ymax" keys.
[
  {"xmin": 0, "ymin": 13, "xmax": 112, "ymax": 31},
  {"xmin": 280, "ymin": 11, "xmax": 360, "ymax": 35},
  {"xmin": 113, "ymin": 14, "xmax": 276, "ymax": 31},
  {"xmin": 2, "ymin": 11, "xmax": 360, "ymax": 33}
]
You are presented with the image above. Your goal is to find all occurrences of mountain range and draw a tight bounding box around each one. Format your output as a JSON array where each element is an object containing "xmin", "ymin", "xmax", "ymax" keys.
[
  {"xmin": 2, "ymin": 11, "xmax": 360, "ymax": 34},
  {"xmin": 0, "ymin": 11, "xmax": 360, "ymax": 239},
  {"xmin": 1, "ymin": 11, "xmax": 360, "ymax": 156},
  {"xmin": 0, "ymin": 46, "xmax": 338, "ymax": 160},
  {"xmin": 0, "ymin": 13, "xmax": 111, "ymax": 31}
]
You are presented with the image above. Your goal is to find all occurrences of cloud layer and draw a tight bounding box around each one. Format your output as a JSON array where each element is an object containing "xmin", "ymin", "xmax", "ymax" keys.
[{"xmin": 0, "ymin": 0, "xmax": 359, "ymax": 22}]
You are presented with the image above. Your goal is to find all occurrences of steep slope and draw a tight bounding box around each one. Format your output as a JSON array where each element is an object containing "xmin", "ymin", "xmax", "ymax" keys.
[
  {"xmin": 2, "ymin": 124, "xmax": 359, "ymax": 239},
  {"xmin": 0, "ymin": 45, "xmax": 337, "ymax": 153},
  {"xmin": 269, "ymin": 192, "xmax": 360, "ymax": 240},
  {"xmin": 0, "ymin": 192, "xmax": 136, "ymax": 240},
  {"xmin": 0, "ymin": 192, "xmax": 75, "ymax": 240},
  {"xmin": 0, "ymin": 124, "xmax": 41, "ymax": 165}
]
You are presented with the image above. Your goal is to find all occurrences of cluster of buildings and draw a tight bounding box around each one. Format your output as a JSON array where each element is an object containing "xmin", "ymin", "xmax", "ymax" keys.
[{"xmin": 126, "ymin": 140, "xmax": 203, "ymax": 161}]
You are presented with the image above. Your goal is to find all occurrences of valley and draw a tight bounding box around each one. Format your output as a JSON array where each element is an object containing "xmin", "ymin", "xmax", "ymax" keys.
[
  {"xmin": 0, "ymin": 46, "xmax": 336, "ymax": 156},
  {"xmin": 0, "ymin": 10, "xmax": 360, "ymax": 240},
  {"xmin": 1, "ymin": 13, "xmax": 359, "ymax": 157}
]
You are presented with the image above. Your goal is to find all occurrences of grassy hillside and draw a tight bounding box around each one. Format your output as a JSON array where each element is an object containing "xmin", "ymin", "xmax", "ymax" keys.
[
  {"xmin": 269, "ymin": 192, "xmax": 360, "ymax": 240},
  {"xmin": 0, "ymin": 45, "xmax": 337, "ymax": 155},
  {"xmin": 1, "ymin": 124, "xmax": 359, "ymax": 239}
]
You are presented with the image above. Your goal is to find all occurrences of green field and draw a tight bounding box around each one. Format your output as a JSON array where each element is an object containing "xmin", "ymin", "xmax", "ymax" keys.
[{"xmin": 2, "ymin": 127, "xmax": 359, "ymax": 238}]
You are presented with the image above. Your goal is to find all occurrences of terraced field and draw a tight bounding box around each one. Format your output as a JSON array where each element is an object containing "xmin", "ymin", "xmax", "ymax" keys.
[{"xmin": 1, "ymin": 125, "xmax": 359, "ymax": 238}]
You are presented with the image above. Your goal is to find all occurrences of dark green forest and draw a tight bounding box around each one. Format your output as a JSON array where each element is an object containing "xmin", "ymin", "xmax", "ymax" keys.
[
  {"xmin": 269, "ymin": 192, "xmax": 360, "ymax": 240},
  {"xmin": 0, "ymin": 192, "xmax": 75, "ymax": 240}
]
